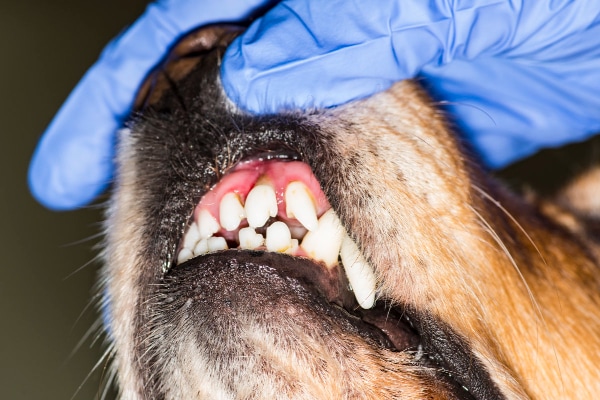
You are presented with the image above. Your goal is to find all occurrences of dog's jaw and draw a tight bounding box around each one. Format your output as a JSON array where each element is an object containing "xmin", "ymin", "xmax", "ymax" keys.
[{"xmin": 102, "ymin": 26, "xmax": 600, "ymax": 399}]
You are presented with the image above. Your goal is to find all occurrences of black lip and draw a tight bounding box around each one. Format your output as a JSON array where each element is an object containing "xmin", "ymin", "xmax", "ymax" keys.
[
  {"xmin": 172, "ymin": 250, "xmax": 424, "ymax": 351},
  {"xmin": 170, "ymin": 249, "xmax": 501, "ymax": 400},
  {"xmin": 168, "ymin": 250, "xmax": 398, "ymax": 350}
]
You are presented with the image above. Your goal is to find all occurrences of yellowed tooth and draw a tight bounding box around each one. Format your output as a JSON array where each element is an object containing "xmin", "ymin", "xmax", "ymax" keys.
[
  {"xmin": 266, "ymin": 221, "xmax": 293, "ymax": 252},
  {"xmin": 285, "ymin": 239, "xmax": 299, "ymax": 255},
  {"xmin": 197, "ymin": 209, "xmax": 220, "ymax": 239},
  {"xmin": 340, "ymin": 235, "xmax": 377, "ymax": 309},
  {"xmin": 300, "ymin": 209, "xmax": 344, "ymax": 267},
  {"xmin": 244, "ymin": 184, "xmax": 278, "ymax": 228},
  {"xmin": 177, "ymin": 248, "xmax": 193, "ymax": 265},
  {"xmin": 285, "ymin": 181, "xmax": 318, "ymax": 231},
  {"xmin": 239, "ymin": 227, "xmax": 265, "ymax": 250},
  {"xmin": 207, "ymin": 236, "xmax": 228, "ymax": 252},
  {"xmin": 219, "ymin": 192, "xmax": 246, "ymax": 231}
]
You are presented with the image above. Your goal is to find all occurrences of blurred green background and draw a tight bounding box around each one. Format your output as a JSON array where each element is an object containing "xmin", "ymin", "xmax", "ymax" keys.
[
  {"xmin": 2, "ymin": 2, "xmax": 599, "ymax": 400},
  {"xmin": 1, "ymin": 2, "xmax": 144, "ymax": 399}
]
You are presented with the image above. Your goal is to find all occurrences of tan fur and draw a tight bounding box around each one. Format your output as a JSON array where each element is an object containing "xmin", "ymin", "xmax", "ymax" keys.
[
  {"xmin": 316, "ymin": 85, "xmax": 600, "ymax": 398},
  {"xmin": 103, "ymin": 27, "xmax": 600, "ymax": 399}
]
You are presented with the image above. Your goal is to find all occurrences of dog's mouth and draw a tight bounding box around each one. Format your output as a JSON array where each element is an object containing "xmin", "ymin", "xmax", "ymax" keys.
[
  {"xmin": 168, "ymin": 153, "xmax": 464, "ymax": 381},
  {"xmin": 176, "ymin": 154, "xmax": 377, "ymax": 305}
]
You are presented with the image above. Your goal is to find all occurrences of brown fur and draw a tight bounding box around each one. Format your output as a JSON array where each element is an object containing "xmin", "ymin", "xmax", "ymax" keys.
[{"xmin": 102, "ymin": 26, "xmax": 600, "ymax": 399}]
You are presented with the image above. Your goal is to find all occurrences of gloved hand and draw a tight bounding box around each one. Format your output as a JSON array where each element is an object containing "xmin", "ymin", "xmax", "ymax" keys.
[
  {"xmin": 28, "ymin": 0, "xmax": 274, "ymax": 210},
  {"xmin": 29, "ymin": 0, "xmax": 600, "ymax": 210}
]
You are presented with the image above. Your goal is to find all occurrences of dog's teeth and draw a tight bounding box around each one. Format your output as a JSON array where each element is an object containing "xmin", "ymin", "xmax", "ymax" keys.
[
  {"xmin": 182, "ymin": 222, "xmax": 201, "ymax": 249},
  {"xmin": 193, "ymin": 239, "xmax": 209, "ymax": 256},
  {"xmin": 220, "ymin": 192, "xmax": 246, "ymax": 231},
  {"xmin": 245, "ymin": 184, "xmax": 278, "ymax": 228},
  {"xmin": 285, "ymin": 181, "xmax": 318, "ymax": 231},
  {"xmin": 198, "ymin": 209, "xmax": 221, "ymax": 239},
  {"xmin": 340, "ymin": 235, "xmax": 377, "ymax": 309},
  {"xmin": 286, "ymin": 239, "xmax": 299, "ymax": 255},
  {"xmin": 266, "ymin": 221, "xmax": 293, "ymax": 252},
  {"xmin": 207, "ymin": 237, "xmax": 228, "ymax": 252},
  {"xmin": 239, "ymin": 227, "xmax": 265, "ymax": 249},
  {"xmin": 177, "ymin": 248, "xmax": 193, "ymax": 264},
  {"xmin": 300, "ymin": 209, "xmax": 344, "ymax": 266}
]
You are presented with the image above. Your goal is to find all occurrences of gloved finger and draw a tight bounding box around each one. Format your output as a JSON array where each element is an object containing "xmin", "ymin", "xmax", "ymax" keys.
[
  {"xmin": 29, "ymin": 0, "xmax": 274, "ymax": 210},
  {"xmin": 420, "ymin": 55, "xmax": 600, "ymax": 169},
  {"xmin": 222, "ymin": 0, "xmax": 600, "ymax": 114}
]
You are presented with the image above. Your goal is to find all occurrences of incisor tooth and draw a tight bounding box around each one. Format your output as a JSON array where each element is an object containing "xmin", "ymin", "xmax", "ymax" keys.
[
  {"xmin": 266, "ymin": 221, "xmax": 293, "ymax": 252},
  {"xmin": 300, "ymin": 209, "xmax": 344, "ymax": 267},
  {"xmin": 340, "ymin": 235, "xmax": 377, "ymax": 309},
  {"xmin": 182, "ymin": 222, "xmax": 201, "ymax": 249},
  {"xmin": 193, "ymin": 239, "xmax": 208, "ymax": 256},
  {"xmin": 219, "ymin": 192, "xmax": 246, "ymax": 231},
  {"xmin": 245, "ymin": 184, "xmax": 277, "ymax": 228},
  {"xmin": 239, "ymin": 227, "xmax": 265, "ymax": 249},
  {"xmin": 177, "ymin": 248, "xmax": 193, "ymax": 265},
  {"xmin": 198, "ymin": 209, "xmax": 221, "ymax": 239},
  {"xmin": 286, "ymin": 239, "xmax": 299, "ymax": 255},
  {"xmin": 285, "ymin": 181, "xmax": 318, "ymax": 231},
  {"xmin": 207, "ymin": 236, "xmax": 228, "ymax": 252}
]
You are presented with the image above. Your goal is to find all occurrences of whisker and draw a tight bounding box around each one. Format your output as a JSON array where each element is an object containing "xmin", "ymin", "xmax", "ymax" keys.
[
  {"xmin": 469, "ymin": 205, "xmax": 544, "ymax": 322},
  {"xmin": 473, "ymin": 185, "xmax": 547, "ymax": 267},
  {"xmin": 71, "ymin": 342, "xmax": 114, "ymax": 400}
]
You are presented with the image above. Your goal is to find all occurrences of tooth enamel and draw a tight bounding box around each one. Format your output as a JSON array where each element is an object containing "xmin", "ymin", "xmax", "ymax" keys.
[
  {"xmin": 182, "ymin": 222, "xmax": 201, "ymax": 249},
  {"xmin": 286, "ymin": 239, "xmax": 299, "ymax": 255},
  {"xmin": 239, "ymin": 227, "xmax": 265, "ymax": 249},
  {"xmin": 245, "ymin": 184, "xmax": 278, "ymax": 228},
  {"xmin": 285, "ymin": 181, "xmax": 318, "ymax": 231},
  {"xmin": 300, "ymin": 209, "xmax": 344, "ymax": 267},
  {"xmin": 340, "ymin": 235, "xmax": 377, "ymax": 309},
  {"xmin": 266, "ymin": 221, "xmax": 293, "ymax": 252},
  {"xmin": 193, "ymin": 238, "xmax": 209, "ymax": 256},
  {"xmin": 219, "ymin": 192, "xmax": 246, "ymax": 231},
  {"xmin": 177, "ymin": 248, "xmax": 193, "ymax": 265},
  {"xmin": 198, "ymin": 209, "xmax": 221, "ymax": 239},
  {"xmin": 207, "ymin": 236, "xmax": 228, "ymax": 252}
]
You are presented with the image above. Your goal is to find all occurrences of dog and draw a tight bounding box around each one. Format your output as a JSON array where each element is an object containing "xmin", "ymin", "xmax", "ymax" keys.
[{"xmin": 101, "ymin": 25, "xmax": 600, "ymax": 399}]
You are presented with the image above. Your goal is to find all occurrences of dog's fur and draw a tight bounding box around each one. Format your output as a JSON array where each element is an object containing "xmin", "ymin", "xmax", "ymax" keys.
[{"xmin": 102, "ymin": 26, "xmax": 600, "ymax": 399}]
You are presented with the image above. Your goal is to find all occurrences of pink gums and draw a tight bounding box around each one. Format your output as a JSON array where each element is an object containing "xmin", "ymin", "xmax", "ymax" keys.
[{"xmin": 194, "ymin": 160, "xmax": 331, "ymax": 242}]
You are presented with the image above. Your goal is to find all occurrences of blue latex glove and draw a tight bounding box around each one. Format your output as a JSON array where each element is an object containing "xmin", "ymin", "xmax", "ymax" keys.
[
  {"xmin": 29, "ymin": 0, "xmax": 600, "ymax": 210},
  {"xmin": 28, "ymin": 0, "xmax": 275, "ymax": 210}
]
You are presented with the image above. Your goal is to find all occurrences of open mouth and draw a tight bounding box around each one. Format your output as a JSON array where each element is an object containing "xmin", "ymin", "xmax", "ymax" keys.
[
  {"xmin": 172, "ymin": 154, "xmax": 424, "ymax": 356},
  {"xmin": 176, "ymin": 155, "xmax": 377, "ymax": 308},
  {"xmin": 161, "ymin": 150, "xmax": 500, "ymax": 399}
]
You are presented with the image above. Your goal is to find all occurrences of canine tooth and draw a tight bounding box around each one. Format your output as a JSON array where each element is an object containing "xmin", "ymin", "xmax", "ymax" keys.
[
  {"xmin": 300, "ymin": 209, "xmax": 344, "ymax": 266},
  {"xmin": 182, "ymin": 222, "xmax": 201, "ymax": 249},
  {"xmin": 340, "ymin": 235, "xmax": 377, "ymax": 309},
  {"xmin": 193, "ymin": 239, "xmax": 209, "ymax": 256},
  {"xmin": 239, "ymin": 227, "xmax": 265, "ymax": 249},
  {"xmin": 198, "ymin": 209, "xmax": 221, "ymax": 239},
  {"xmin": 177, "ymin": 248, "xmax": 193, "ymax": 265},
  {"xmin": 285, "ymin": 181, "xmax": 318, "ymax": 231},
  {"xmin": 266, "ymin": 221, "xmax": 293, "ymax": 252},
  {"xmin": 207, "ymin": 236, "xmax": 228, "ymax": 252},
  {"xmin": 245, "ymin": 184, "xmax": 278, "ymax": 228},
  {"xmin": 219, "ymin": 192, "xmax": 246, "ymax": 231}
]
